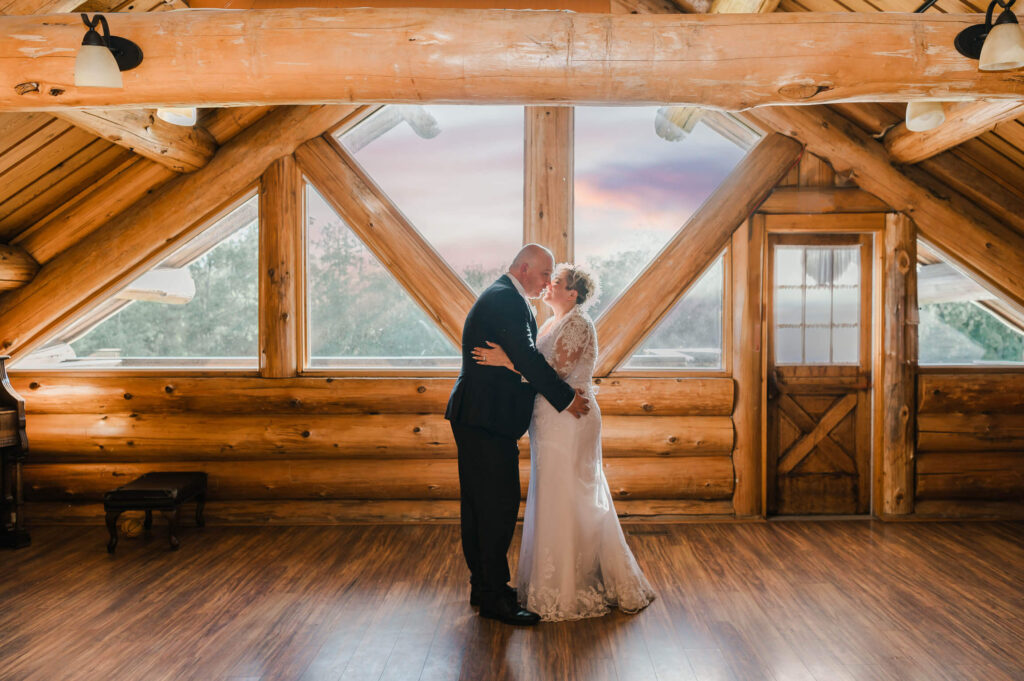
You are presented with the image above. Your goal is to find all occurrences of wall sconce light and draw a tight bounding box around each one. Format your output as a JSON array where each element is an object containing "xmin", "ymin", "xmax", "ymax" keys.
[
  {"xmin": 156, "ymin": 108, "xmax": 198, "ymax": 127},
  {"xmin": 75, "ymin": 14, "xmax": 144, "ymax": 88},
  {"xmin": 905, "ymin": 101, "xmax": 946, "ymax": 131},
  {"xmin": 916, "ymin": 0, "xmax": 1024, "ymax": 70}
]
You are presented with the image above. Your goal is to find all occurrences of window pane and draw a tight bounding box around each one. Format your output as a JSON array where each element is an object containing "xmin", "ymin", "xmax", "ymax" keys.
[
  {"xmin": 574, "ymin": 107, "xmax": 750, "ymax": 319},
  {"xmin": 15, "ymin": 196, "xmax": 260, "ymax": 369},
  {"xmin": 832, "ymin": 327, "xmax": 859, "ymax": 364},
  {"xmin": 916, "ymin": 248, "xmax": 1024, "ymax": 365},
  {"xmin": 773, "ymin": 244, "xmax": 861, "ymax": 366},
  {"xmin": 305, "ymin": 184, "xmax": 459, "ymax": 369},
  {"xmin": 624, "ymin": 255, "xmax": 724, "ymax": 370},
  {"xmin": 804, "ymin": 326, "xmax": 830, "ymax": 364},
  {"xmin": 776, "ymin": 327, "xmax": 802, "ymax": 364},
  {"xmin": 338, "ymin": 105, "xmax": 524, "ymax": 293}
]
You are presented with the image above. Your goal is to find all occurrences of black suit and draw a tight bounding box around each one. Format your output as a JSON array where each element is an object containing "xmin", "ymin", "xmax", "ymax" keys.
[{"xmin": 445, "ymin": 275, "xmax": 575, "ymax": 604}]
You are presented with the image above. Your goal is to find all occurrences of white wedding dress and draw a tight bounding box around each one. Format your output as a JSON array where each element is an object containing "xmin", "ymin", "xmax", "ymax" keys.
[{"xmin": 517, "ymin": 306, "xmax": 656, "ymax": 621}]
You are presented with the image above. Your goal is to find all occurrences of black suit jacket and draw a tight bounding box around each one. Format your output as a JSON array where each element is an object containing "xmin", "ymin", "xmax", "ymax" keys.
[{"xmin": 445, "ymin": 275, "xmax": 576, "ymax": 440}]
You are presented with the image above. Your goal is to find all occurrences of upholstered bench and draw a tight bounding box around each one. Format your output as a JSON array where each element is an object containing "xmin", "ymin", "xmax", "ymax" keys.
[{"xmin": 103, "ymin": 472, "xmax": 207, "ymax": 553}]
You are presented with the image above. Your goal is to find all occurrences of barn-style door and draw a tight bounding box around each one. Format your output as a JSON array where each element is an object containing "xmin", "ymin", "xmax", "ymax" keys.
[{"xmin": 766, "ymin": 234, "xmax": 873, "ymax": 515}]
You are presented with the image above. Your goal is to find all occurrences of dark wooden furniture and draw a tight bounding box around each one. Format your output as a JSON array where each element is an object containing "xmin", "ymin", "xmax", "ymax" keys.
[
  {"xmin": 0, "ymin": 355, "xmax": 29, "ymax": 550},
  {"xmin": 103, "ymin": 472, "xmax": 207, "ymax": 553}
]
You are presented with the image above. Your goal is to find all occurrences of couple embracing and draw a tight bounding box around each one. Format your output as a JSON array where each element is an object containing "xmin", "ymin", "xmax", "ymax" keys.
[{"xmin": 445, "ymin": 244, "xmax": 655, "ymax": 625}]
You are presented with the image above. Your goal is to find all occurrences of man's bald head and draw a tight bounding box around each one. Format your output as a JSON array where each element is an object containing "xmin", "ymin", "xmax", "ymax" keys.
[{"xmin": 509, "ymin": 243, "xmax": 555, "ymax": 298}]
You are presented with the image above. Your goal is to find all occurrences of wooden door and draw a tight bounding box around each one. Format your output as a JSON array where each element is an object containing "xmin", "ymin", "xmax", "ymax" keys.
[{"xmin": 766, "ymin": 234, "xmax": 872, "ymax": 515}]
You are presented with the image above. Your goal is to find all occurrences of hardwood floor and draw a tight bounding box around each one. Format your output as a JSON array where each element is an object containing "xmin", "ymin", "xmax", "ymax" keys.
[{"xmin": 0, "ymin": 521, "xmax": 1022, "ymax": 681}]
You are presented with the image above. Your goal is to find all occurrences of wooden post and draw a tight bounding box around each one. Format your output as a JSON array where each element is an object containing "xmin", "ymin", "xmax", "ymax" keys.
[
  {"xmin": 882, "ymin": 212, "xmax": 917, "ymax": 515},
  {"xmin": 731, "ymin": 215, "xmax": 764, "ymax": 517},
  {"xmin": 259, "ymin": 155, "xmax": 302, "ymax": 378},
  {"xmin": 524, "ymin": 106, "xmax": 572, "ymax": 325}
]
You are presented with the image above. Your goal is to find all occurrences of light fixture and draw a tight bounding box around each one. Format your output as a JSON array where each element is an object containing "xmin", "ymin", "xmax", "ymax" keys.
[
  {"xmin": 74, "ymin": 14, "xmax": 143, "ymax": 89},
  {"xmin": 156, "ymin": 108, "xmax": 198, "ymax": 127},
  {"xmin": 951, "ymin": 0, "xmax": 1024, "ymax": 70},
  {"xmin": 905, "ymin": 101, "xmax": 946, "ymax": 132}
]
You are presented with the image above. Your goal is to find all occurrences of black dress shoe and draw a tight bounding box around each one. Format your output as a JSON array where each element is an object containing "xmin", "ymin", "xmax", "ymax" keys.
[
  {"xmin": 479, "ymin": 597, "xmax": 540, "ymax": 626},
  {"xmin": 470, "ymin": 586, "xmax": 516, "ymax": 607}
]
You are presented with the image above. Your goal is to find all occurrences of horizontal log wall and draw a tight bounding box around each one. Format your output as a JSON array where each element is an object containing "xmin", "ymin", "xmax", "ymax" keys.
[
  {"xmin": 915, "ymin": 371, "xmax": 1024, "ymax": 518},
  {"xmin": 13, "ymin": 375, "xmax": 737, "ymax": 523}
]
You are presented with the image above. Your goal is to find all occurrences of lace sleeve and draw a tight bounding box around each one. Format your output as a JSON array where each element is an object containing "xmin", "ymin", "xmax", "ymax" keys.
[{"xmin": 551, "ymin": 314, "xmax": 592, "ymax": 379}]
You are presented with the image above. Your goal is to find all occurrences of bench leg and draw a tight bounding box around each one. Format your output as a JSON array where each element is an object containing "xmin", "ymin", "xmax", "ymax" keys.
[
  {"xmin": 163, "ymin": 507, "xmax": 181, "ymax": 550},
  {"xmin": 195, "ymin": 493, "xmax": 206, "ymax": 528},
  {"xmin": 105, "ymin": 509, "xmax": 122, "ymax": 554}
]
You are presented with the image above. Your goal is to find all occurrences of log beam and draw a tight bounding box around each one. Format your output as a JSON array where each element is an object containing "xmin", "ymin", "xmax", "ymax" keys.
[
  {"xmin": 294, "ymin": 135, "xmax": 476, "ymax": 348},
  {"xmin": 0, "ymin": 105, "xmax": 368, "ymax": 358},
  {"xmin": 54, "ymin": 109, "xmax": 218, "ymax": 173},
  {"xmin": 0, "ymin": 243, "xmax": 38, "ymax": 291},
  {"xmin": 731, "ymin": 215, "xmax": 763, "ymax": 517},
  {"xmin": 883, "ymin": 101, "xmax": 1024, "ymax": 165},
  {"xmin": 0, "ymin": 0, "xmax": 78, "ymax": 13},
  {"xmin": 745, "ymin": 105, "xmax": 1024, "ymax": 311},
  {"xmin": 882, "ymin": 212, "xmax": 917, "ymax": 516},
  {"xmin": 594, "ymin": 132, "xmax": 802, "ymax": 375},
  {"xmin": 258, "ymin": 155, "xmax": 302, "ymax": 378},
  {"xmin": 3, "ymin": 11, "xmax": 1024, "ymax": 110}
]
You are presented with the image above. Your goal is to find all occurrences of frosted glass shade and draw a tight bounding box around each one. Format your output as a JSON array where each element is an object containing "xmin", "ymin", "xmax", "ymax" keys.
[
  {"xmin": 905, "ymin": 101, "xmax": 945, "ymax": 132},
  {"xmin": 979, "ymin": 22, "xmax": 1024, "ymax": 71},
  {"xmin": 74, "ymin": 44, "xmax": 122, "ymax": 88},
  {"xmin": 156, "ymin": 108, "xmax": 198, "ymax": 127}
]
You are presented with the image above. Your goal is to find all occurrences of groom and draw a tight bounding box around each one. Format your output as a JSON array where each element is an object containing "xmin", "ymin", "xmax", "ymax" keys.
[{"xmin": 445, "ymin": 244, "xmax": 590, "ymax": 626}]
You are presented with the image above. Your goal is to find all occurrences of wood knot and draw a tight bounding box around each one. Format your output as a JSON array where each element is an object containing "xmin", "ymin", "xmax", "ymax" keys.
[
  {"xmin": 668, "ymin": 436, "xmax": 678, "ymax": 444},
  {"xmin": 642, "ymin": 403, "xmax": 653, "ymax": 412},
  {"xmin": 164, "ymin": 385, "xmax": 174, "ymax": 394},
  {"xmin": 417, "ymin": 386, "xmax": 427, "ymax": 393},
  {"xmin": 290, "ymin": 399, "xmax": 301, "ymax": 408},
  {"xmin": 15, "ymin": 82, "xmax": 39, "ymax": 95},
  {"xmin": 413, "ymin": 426, "xmax": 421, "ymax": 433},
  {"xmin": 48, "ymin": 87, "xmax": 65, "ymax": 97},
  {"xmin": 778, "ymin": 82, "xmax": 832, "ymax": 101},
  {"xmin": 123, "ymin": 393, "xmax": 133, "ymax": 400},
  {"xmin": 301, "ymin": 430, "xmax": 311, "ymax": 438},
  {"xmin": 28, "ymin": 382, "xmax": 39, "ymax": 390}
]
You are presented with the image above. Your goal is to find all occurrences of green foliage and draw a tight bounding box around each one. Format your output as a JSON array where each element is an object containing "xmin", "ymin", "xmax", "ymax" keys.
[
  {"xmin": 71, "ymin": 223, "xmax": 259, "ymax": 358},
  {"xmin": 919, "ymin": 301, "xmax": 1024, "ymax": 364}
]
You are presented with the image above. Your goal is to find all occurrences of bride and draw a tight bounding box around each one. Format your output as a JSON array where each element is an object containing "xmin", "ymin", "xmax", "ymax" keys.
[{"xmin": 472, "ymin": 263, "xmax": 655, "ymax": 622}]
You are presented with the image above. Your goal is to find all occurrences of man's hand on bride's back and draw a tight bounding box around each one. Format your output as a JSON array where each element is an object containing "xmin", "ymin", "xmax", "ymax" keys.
[{"xmin": 567, "ymin": 389, "xmax": 590, "ymax": 418}]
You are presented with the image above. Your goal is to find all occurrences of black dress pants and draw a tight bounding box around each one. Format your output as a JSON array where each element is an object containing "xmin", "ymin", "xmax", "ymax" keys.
[{"xmin": 451, "ymin": 422, "xmax": 521, "ymax": 604}]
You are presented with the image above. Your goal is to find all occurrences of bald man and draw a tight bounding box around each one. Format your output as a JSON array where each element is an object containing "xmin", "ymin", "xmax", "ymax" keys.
[{"xmin": 445, "ymin": 244, "xmax": 589, "ymax": 626}]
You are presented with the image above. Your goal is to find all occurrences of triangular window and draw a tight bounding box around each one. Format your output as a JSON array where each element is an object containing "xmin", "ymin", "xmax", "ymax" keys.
[
  {"xmin": 574, "ymin": 106, "xmax": 757, "ymax": 319},
  {"xmin": 622, "ymin": 253, "xmax": 726, "ymax": 370},
  {"xmin": 15, "ymin": 194, "xmax": 259, "ymax": 369},
  {"xmin": 335, "ymin": 105, "xmax": 524, "ymax": 294},
  {"xmin": 305, "ymin": 183, "xmax": 459, "ymax": 369},
  {"xmin": 918, "ymin": 240, "xmax": 1024, "ymax": 365}
]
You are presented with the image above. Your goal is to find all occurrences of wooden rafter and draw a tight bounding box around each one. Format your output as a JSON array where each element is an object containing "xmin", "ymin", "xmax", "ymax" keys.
[
  {"xmin": 0, "ymin": 105, "xmax": 367, "ymax": 358},
  {"xmin": 54, "ymin": 109, "xmax": 218, "ymax": 174},
  {"xmin": 0, "ymin": 0, "xmax": 77, "ymax": 13},
  {"xmin": 746, "ymin": 105, "xmax": 1024, "ymax": 311},
  {"xmin": 884, "ymin": 101, "xmax": 1024, "ymax": 165},
  {"xmin": 294, "ymin": 134, "xmax": 476, "ymax": 349},
  {"xmin": 5, "ymin": 11, "xmax": 1024, "ymax": 110},
  {"xmin": 593, "ymin": 132, "xmax": 802, "ymax": 376}
]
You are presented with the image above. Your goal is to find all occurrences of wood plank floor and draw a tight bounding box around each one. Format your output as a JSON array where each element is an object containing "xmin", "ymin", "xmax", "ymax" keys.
[{"xmin": 0, "ymin": 521, "xmax": 1022, "ymax": 681}]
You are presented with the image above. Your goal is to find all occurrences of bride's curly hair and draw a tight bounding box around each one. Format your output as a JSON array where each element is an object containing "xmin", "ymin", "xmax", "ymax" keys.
[{"xmin": 556, "ymin": 263, "xmax": 601, "ymax": 311}]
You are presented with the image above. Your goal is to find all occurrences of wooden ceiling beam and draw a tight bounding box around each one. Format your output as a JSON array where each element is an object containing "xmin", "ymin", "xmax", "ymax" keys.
[
  {"xmin": 884, "ymin": 101, "xmax": 1024, "ymax": 165},
  {"xmin": 745, "ymin": 105, "xmax": 1024, "ymax": 310},
  {"xmin": 0, "ymin": 244, "xmax": 38, "ymax": 291},
  {"xmin": 593, "ymin": 132, "xmax": 802, "ymax": 376},
  {"xmin": 295, "ymin": 134, "xmax": 476, "ymax": 349},
  {"xmin": 54, "ymin": 109, "xmax": 217, "ymax": 173},
  {"xmin": 4, "ymin": 10, "xmax": 1024, "ymax": 110},
  {"xmin": 0, "ymin": 0, "xmax": 77, "ymax": 14},
  {"xmin": 0, "ymin": 104, "xmax": 368, "ymax": 358}
]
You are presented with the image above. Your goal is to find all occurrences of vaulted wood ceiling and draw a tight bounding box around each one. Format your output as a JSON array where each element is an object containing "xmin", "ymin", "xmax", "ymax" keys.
[{"xmin": 1, "ymin": 0, "xmax": 1023, "ymax": 354}]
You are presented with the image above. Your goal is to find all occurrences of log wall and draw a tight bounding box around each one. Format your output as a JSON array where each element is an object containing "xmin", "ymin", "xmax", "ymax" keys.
[
  {"xmin": 915, "ymin": 371, "xmax": 1024, "ymax": 518},
  {"xmin": 13, "ymin": 375, "xmax": 737, "ymax": 523}
]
